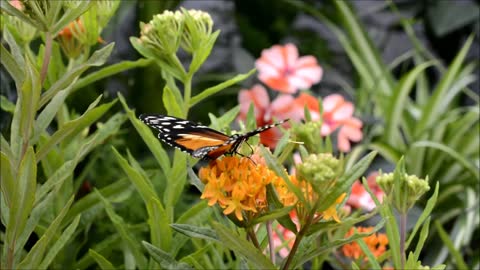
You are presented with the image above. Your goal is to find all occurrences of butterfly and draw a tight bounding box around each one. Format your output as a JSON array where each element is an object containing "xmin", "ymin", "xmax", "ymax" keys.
[{"xmin": 139, "ymin": 114, "xmax": 289, "ymax": 160}]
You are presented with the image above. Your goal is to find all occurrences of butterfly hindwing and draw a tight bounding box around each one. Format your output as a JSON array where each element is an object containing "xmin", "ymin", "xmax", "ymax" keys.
[{"xmin": 139, "ymin": 114, "xmax": 289, "ymax": 160}]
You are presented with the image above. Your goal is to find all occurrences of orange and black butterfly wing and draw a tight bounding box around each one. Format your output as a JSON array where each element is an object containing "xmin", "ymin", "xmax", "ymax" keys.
[{"xmin": 140, "ymin": 114, "xmax": 230, "ymax": 159}]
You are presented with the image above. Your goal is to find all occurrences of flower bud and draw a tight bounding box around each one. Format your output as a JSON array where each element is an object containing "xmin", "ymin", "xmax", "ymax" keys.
[{"xmin": 296, "ymin": 153, "xmax": 341, "ymax": 192}]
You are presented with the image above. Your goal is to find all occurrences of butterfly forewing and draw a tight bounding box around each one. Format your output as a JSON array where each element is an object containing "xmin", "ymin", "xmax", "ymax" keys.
[{"xmin": 139, "ymin": 114, "xmax": 289, "ymax": 160}]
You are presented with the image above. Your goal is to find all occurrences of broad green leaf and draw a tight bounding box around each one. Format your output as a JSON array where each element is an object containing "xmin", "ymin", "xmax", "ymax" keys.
[
  {"xmin": 189, "ymin": 69, "xmax": 256, "ymax": 107},
  {"xmin": 73, "ymin": 59, "xmax": 152, "ymax": 91},
  {"xmin": 96, "ymin": 189, "xmax": 148, "ymax": 269},
  {"xmin": 88, "ymin": 249, "xmax": 115, "ymax": 270},
  {"xmin": 147, "ymin": 197, "xmax": 172, "ymax": 252},
  {"xmin": 163, "ymin": 85, "xmax": 183, "ymax": 117},
  {"xmin": 212, "ymin": 222, "xmax": 276, "ymax": 269},
  {"xmin": 38, "ymin": 215, "xmax": 81, "ymax": 269},
  {"xmin": 36, "ymin": 98, "xmax": 116, "ymax": 162},
  {"xmin": 39, "ymin": 43, "xmax": 114, "ymax": 107},
  {"xmin": 118, "ymin": 93, "xmax": 171, "ymax": 174},
  {"xmin": 17, "ymin": 196, "xmax": 74, "ymax": 269},
  {"xmin": 111, "ymin": 147, "xmax": 158, "ymax": 203},
  {"xmin": 171, "ymin": 224, "xmax": 219, "ymax": 242},
  {"xmin": 142, "ymin": 241, "xmax": 193, "ymax": 270},
  {"xmin": 6, "ymin": 147, "xmax": 36, "ymax": 255}
]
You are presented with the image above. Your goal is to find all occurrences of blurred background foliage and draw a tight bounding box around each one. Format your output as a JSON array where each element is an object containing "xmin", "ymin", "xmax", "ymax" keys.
[{"xmin": 1, "ymin": 0, "xmax": 478, "ymax": 269}]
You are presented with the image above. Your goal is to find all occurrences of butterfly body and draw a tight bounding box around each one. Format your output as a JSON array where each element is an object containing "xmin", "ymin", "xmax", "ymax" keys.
[{"xmin": 139, "ymin": 114, "xmax": 288, "ymax": 160}]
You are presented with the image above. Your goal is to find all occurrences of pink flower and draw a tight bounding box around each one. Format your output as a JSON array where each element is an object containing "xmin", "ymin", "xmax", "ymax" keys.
[
  {"xmin": 347, "ymin": 172, "xmax": 385, "ymax": 211},
  {"xmin": 321, "ymin": 94, "xmax": 363, "ymax": 152},
  {"xmin": 9, "ymin": 0, "xmax": 23, "ymax": 10},
  {"xmin": 255, "ymin": 43, "xmax": 323, "ymax": 94}
]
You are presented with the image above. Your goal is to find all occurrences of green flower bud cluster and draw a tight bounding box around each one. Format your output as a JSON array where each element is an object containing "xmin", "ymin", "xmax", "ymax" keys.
[
  {"xmin": 291, "ymin": 121, "xmax": 322, "ymax": 152},
  {"xmin": 377, "ymin": 172, "xmax": 430, "ymax": 213},
  {"xmin": 296, "ymin": 154, "xmax": 341, "ymax": 192},
  {"xmin": 140, "ymin": 10, "xmax": 184, "ymax": 55}
]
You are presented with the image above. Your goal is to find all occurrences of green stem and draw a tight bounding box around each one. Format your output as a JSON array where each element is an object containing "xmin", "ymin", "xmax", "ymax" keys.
[
  {"xmin": 266, "ymin": 221, "xmax": 275, "ymax": 264},
  {"xmin": 400, "ymin": 211, "xmax": 407, "ymax": 269},
  {"xmin": 246, "ymin": 227, "xmax": 261, "ymax": 250},
  {"xmin": 183, "ymin": 75, "xmax": 192, "ymax": 117},
  {"xmin": 40, "ymin": 32, "xmax": 53, "ymax": 86}
]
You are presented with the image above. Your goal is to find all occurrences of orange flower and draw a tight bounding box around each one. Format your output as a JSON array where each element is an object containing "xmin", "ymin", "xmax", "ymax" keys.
[
  {"xmin": 199, "ymin": 156, "xmax": 292, "ymax": 221},
  {"xmin": 321, "ymin": 94, "xmax": 363, "ymax": 152},
  {"xmin": 341, "ymin": 226, "xmax": 388, "ymax": 260},
  {"xmin": 347, "ymin": 172, "xmax": 385, "ymax": 211},
  {"xmin": 256, "ymin": 43, "xmax": 323, "ymax": 93}
]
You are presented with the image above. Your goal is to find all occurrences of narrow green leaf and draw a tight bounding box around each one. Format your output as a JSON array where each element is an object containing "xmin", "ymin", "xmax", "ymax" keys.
[
  {"xmin": 171, "ymin": 224, "xmax": 219, "ymax": 242},
  {"xmin": 36, "ymin": 98, "xmax": 116, "ymax": 162},
  {"xmin": 164, "ymin": 152, "xmax": 187, "ymax": 208},
  {"xmin": 385, "ymin": 61, "xmax": 433, "ymax": 144},
  {"xmin": 88, "ymin": 249, "xmax": 115, "ymax": 270},
  {"xmin": 147, "ymin": 197, "xmax": 172, "ymax": 252},
  {"xmin": 96, "ymin": 189, "xmax": 148, "ymax": 269},
  {"xmin": 163, "ymin": 85, "xmax": 183, "ymax": 117},
  {"xmin": 212, "ymin": 222, "xmax": 276, "ymax": 269},
  {"xmin": 412, "ymin": 217, "xmax": 431, "ymax": 262},
  {"xmin": 356, "ymin": 235, "xmax": 382, "ymax": 269},
  {"xmin": 142, "ymin": 241, "xmax": 194, "ymax": 270},
  {"xmin": 0, "ymin": 152, "xmax": 15, "ymax": 208},
  {"xmin": 0, "ymin": 95, "xmax": 15, "ymax": 113},
  {"xmin": 6, "ymin": 147, "xmax": 36, "ymax": 252},
  {"xmin": 17, "ymin": 196, "xmax": 74, "ymax": 269},
  {"xmin": 416, "ymin": 35, "xmax": 474, "ymax": 135},
  {"xmin": 73, "ymin": 59, "xmax": 152, "ymax": 92},
  {"xmin": 111, "ymin": 147, "xmax": 159, "ymax": 203},
  {"xmin": 406, "ymin": 182, "xmax": 439, "ymax": 250},
  {"xmin": 118, "ymin": 93, "xmax": 171, "ymax": 174},
  {"xmin": 38, "ymin": 215, "xmax": 81, "ymax": 269},
  {"xmin": 380, "ymin": 203, "xmax": 401, "ymax": 268},
  {"xmin": 35, "ymin": 160, "xmax": 75, "ymax": 204},
  {"xmin": 0, "ymin": 43, "xmax": 23, "ymax": 88},
  {"xmin": 189, "ymin": 69, "xmax": 256, "ymax": 107},
  {"xmin": 39, "ymin": 43, "xmax": 114, "ymax": 107},
  {"xmin": 50, "ymin": 1, "xmax": 92, "ymax": 34},
  {"xmin": 0, "ymin": 1, "xmax": 39, "ymax": 30},
  {"xmin": 32, "ymin": 86, "xmax": 71, "ymax": 143},
  {"xmin": 434, "ymin": 220, "xmax": 469, "ymax": 270},
  {"xmin": 251, "ymin": 206, "xmax": 294, "ymax": 225},
  {"xmin": 176, "ymin": 200, "xmax": 209, "ymax": 224}
]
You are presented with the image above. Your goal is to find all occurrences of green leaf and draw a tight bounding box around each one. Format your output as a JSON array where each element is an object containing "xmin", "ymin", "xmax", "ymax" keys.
[
  {"xmin": 251, "ymin": 206, "xmax": 294, "ymax": 225},
  {"xmin": 39, "ymin": 43, "xmax": 114, "ymax": 107},
  {"xmin": 434, "ymin": 220, "xmax": 468, "ymax": 270},
  {"xmin": 35, "ymin": 98, "xmax": 116, "ymax": 162},
  {"xmin": 171, "ymin": 224, "xmax": 219, "ymax": 242},
  {"xmin": 32, "ymin": 86, "xmax": 72, "ymax": 143},
  {"xmin": 6, "ymin": 147, "xmax": 36, "ymax": 253},
  {"xmin": 50, "ymin": 1, "xmax": 92, "ymax": 34},
  {"xmin": 118, "ymin": 93, "xmax": 171, "ymax": 174},
  {"xmin": 147, "ymin": 197, "xmax": 172, "ymax": 252},
  {"xmin": 96, "ymin": 189, "xmax": 148, "ymax": 269},
  {"xmin": 111, "ymin": 147, "xmax": 159, "ymax": 203},
  {"xmin": 10, "ymin": 57, "xmax": 42, "ymax": 162},
  {"xmin": 176, "ymin": 200, "xmax": 209, "ymax": 224},
  {"xmin": 17, "ymin": 196, "xmax": 74, "ymax": 269},
  {"xmin": 0, "ymin": 95, "xmax": 15, "ymax": 113},
  {"xmin": 356, "ymin": 234, "xmax": 382, "ymax": 269},
  {"xmin": 163, "ymin": 85, "xmax": 183, "ymax": 117},
  {"xmin": 212, "ymin": 222, "xmax": 276, "ymax": 269},
  {"xmin": 142, "ymin": 241, "xmax": 194, "ymax": 270},
  {"xmin": 385, "ymin": 61, "xmax": 434, "ymax": 145},
  {"xmin": 75, "ymin": 234, "xmax": 121, "ymax": 269},
  {"xmin": 406, "ymin": 182, "xmax": 439, "ymax": 250},
  {"xmin": 73, "ymin": 59, "xmax": 152, "ymax": 91},
  {"xmin": 38, "ymin": 215, "xmax": 81, "ymax": 269},
  {"xmin": 412, "ymin": 217, "xmax": 431, "ymax": 263},
  {"xmin": 35, "ymin": 160, "xmax": 75, "ymax": 204},
  {"xmin": 189, "ymin": 69, "xmax": 256, "ymax": 107},
  {"xmin": 88, "ymin": 249, "xmax": 116, "ymax": 270},
  {"xmin": 416, "ymin": 35, "xmax": 474, "ymax": 136},
  {"xmin": 208, "ymin": 105, "xmax": 240, "ymax": 131},
  {"xmin": 0, "ymin": 43, "xmax": 24, "ymax": 88},
  {"xmin": 188, "ymin": 30, "xmax": 220, "ymax": 75},
  {"xmin": 0, "ymin": 1, "xmax": 40, "ymax": 30},
  {"xmin": 164, "ymin": 152, "xmax": 187, "ymax": 209},
  {"xmin": 0, "ymin": 152, "xmax": 15, "ymax": 209}
]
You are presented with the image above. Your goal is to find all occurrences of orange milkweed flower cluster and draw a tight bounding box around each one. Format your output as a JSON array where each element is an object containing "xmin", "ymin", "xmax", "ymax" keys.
[
  {"xmin": 341, "ymin": 226, "xmax": 389, "ymax": 260},
  {"xmin": 199, "ymin": 156, "xmax": 296, "ymax": 221}
]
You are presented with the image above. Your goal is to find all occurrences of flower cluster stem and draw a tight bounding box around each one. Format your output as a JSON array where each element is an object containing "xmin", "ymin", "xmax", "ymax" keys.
[
  {"xmin": 266, "ymin": 221, "xmax": 275, "ymax": 264},
  {"xmin": 400, "ymin": 212, "xmax": 407, "ymax": 269},
  {"xmin": 246, "ymin": 227, "xmax": 261, "ymax": 250}
]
